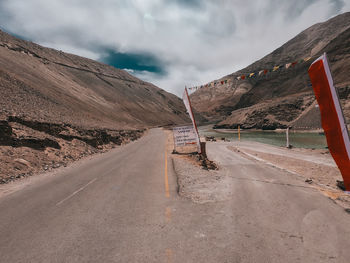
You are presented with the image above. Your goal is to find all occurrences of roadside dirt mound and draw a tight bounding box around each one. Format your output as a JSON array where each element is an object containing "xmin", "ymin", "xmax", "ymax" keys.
[
  {"xmin": 0, "ymin": 116, "xmax": 144, "ymax": 184},
  {"xmin": 172, "ymin": 155, "xmax": 231, "ymax": 204}
]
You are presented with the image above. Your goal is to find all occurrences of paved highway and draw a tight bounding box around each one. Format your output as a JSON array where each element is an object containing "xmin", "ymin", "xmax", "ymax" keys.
[{"xmin": 0, "ymin": 129, "xmax": 349, "ymax": 262}]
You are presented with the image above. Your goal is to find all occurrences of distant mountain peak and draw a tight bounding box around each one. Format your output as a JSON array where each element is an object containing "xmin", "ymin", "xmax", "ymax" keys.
[{"xmin": 190, "ymin": 12, "xmax": 350, "ymax": 130}]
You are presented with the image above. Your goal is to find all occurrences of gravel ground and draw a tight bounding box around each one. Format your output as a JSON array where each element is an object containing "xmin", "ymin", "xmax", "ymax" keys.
[
  {"xmin": 171, "ymin": 154, "xmax": 231, "ymax": 204},
  {"xmin": 166, "ymin": 127, "xmax": 350, "ymax": 210},
  {"xmin": 224, "ymin": 141, "xmax": 350, "ymax": 210}
]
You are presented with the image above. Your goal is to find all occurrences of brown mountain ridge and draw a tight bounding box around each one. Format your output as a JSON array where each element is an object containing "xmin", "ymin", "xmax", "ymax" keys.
[
  {"xmin": 191, "ymin": 12, "xmax": 350, "ymax": 130},
  {"xmin": 0, "ymin": 29, "xmax": 189, "ymax": 183},
  {"xmin": 0, "ymin": 29, "xmax": 190, "ymax": 129}
]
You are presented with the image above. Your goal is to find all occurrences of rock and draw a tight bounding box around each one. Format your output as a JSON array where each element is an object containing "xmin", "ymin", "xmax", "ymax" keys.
[
  {"xmin": 205, "ymin": 136, "xmax": 216, "ymax": 142},
  {"xmin": 0, "ymin": 120, "xmax": 12, "ymax": 137},
  {"xmin": 336, "ymin": 180, "xmax": 346, "ymax": 191},
  {"xmin": 14, "ymin": 158, "xmax": 31, "ymax": 167},
  {"xmin": 305, "ymin": 178, "xmax": 313, "ymax": 184}
]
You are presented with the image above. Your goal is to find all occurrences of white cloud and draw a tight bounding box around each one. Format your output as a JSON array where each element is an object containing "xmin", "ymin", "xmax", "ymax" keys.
[
  {"xmin": 342, "ymin": 0, "xmax": 350, "ymax": 10},
  {"xmin": 0, "ymin": 0, "xmax": 349, "ymax": 96}
]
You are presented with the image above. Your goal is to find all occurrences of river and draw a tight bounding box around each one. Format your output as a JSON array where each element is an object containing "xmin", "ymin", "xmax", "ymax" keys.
[{"xmin": 198, "ymin": 125, "xmax": 327, "ymax": 149}]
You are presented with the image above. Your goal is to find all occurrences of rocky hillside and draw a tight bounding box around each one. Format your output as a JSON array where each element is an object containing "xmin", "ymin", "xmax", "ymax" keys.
[
  {"xmin": 0, "ymin": 29, "xmax": 189, "ymax": 129},
  {"xmin": 191, "ymin": 12, "xmax": 350, "ymax": 130},
  {"xmin": 0, "ymin": 29, "xmax": 190, "ymax": 183}
]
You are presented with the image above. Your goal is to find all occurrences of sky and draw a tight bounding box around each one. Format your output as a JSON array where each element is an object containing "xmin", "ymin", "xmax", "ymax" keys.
[{"xmin": 0, "ymin": 0, "xmax": 349, "ymax": 96}]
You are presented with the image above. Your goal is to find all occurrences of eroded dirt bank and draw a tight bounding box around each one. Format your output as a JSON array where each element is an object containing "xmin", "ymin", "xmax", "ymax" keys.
[{"xmin": 0, "ymin": 116, "xmax": 144, "ymax": 184}]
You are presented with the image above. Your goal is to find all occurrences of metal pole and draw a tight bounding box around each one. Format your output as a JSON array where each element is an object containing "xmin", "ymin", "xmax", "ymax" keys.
[
  {"xmin": 172, "ymin": 128, "xmax": 176, "ymax": 153},
  {"xmin": 286, "ymin": 127, "xmax": 290, "ymax": 148},
  {"xmin": 238, "ymin": 125, "xmax": 240, "ymax": 141}
]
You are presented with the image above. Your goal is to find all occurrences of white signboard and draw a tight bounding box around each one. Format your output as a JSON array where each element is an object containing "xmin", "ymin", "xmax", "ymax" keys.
[{"xmin": 173, "ymin": 126, "xmax": 198, "ymax": 147}]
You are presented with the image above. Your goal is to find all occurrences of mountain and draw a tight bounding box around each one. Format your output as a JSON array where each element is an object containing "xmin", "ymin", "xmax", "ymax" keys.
[
  {"xmin": 0, "ymin": 29, "xmax": 189, "ymax": 129},
  {"xmin": 190, "ymin": 12, "xmax": 350, "ymax": 130},
  {"xmin": 0, "ymin": 29, "xmax": 190, "ymax": 183}
]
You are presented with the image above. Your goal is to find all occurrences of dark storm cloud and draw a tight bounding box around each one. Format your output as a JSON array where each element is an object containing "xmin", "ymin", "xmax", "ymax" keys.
[
  {"xmin": 174, "ymin": 0, "xmax": 203, "ymax": 8},
  {"xmin": 101, "ymin": 50, "xmax": 166, "ymax": 75}
]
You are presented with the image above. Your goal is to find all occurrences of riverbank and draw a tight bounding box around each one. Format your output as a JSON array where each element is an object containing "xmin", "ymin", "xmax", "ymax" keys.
[
  {"xmin": 198, "ymin": 125, "xmax": 327, "ymax": 149},
  {"xmin": 213, "ymin": 128, "xmax": 324, "ymax": 134}
]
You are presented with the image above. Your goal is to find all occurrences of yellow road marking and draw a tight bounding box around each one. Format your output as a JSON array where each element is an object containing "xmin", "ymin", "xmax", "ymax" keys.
[
  {"xmin": 165, "ymin": 150, "xmax": 170, "ymax": 198},
  {"xmin": 166, "ymin": 248, "xmax": 173, "ymax": 263}
]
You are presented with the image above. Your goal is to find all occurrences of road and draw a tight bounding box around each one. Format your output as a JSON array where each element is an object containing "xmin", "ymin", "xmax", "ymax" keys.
[{"xmin": 0, "ymin": 129, "xmax": 350, "ymax": 262}]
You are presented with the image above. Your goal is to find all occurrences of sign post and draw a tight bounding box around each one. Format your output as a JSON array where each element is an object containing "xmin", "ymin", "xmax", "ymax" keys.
[
  {"xmin": 182, "ymin": 87, "xmax": 201, "ymax": 154},
  {"xmin": 173, "ymin": 125, "xmax": 198, "ymax": 148},
  {"xmin": 238, "ymin": 125, "xmax": 241, "ymax": 141},
  {"xmin": 308, "ymin": 53, "xmax": 350, "ymax": 190}
]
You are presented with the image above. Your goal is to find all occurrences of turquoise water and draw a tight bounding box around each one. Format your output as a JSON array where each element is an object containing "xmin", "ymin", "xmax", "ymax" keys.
[{"xmin": 198, "ymin": 126, "xmax": 327, "ymax": 149}]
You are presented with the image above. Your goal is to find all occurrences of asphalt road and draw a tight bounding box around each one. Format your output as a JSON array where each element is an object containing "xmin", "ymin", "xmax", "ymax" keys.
[{"xmin": 0, "ymin": 129, "xmax": 350, "ymax": 262}]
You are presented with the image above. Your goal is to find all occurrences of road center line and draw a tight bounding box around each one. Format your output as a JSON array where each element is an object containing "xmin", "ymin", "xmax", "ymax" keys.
[
  {"xmin": 165, "ymin": 150, "xmax": 170, "ymax": 198},
  {"xmin": 56, "ymin": 178, "xmax": 98, "ymax": 206},
  {"xmin": 165, "ymin": 207, "xmax": 172, "ymax": 222},
  {"xmin": 166, "ymin": 248, "xmax": 173, "ymax": 263}
]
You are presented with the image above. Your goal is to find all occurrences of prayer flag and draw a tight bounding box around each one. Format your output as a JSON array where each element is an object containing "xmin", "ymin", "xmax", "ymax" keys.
[
  {"xmin": 273, "ymin": 66, "xmax": 280, "ymax": 71},
  {"xmin": 249, "ymin": 73, "xmax": 255, "ymax": 78},
  {"xmin": 285, "ymin": 63, "xmax": 292, "ymax": 69},
  {"xmin": 258, "ymin": 70, "xmax": 264, "ymax": 76},
  {"xmin": 241, "ymin": 75, "xmax": 246, "ymax": 80}
]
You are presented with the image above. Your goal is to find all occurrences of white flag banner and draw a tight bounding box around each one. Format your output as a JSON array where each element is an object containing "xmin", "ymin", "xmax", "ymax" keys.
[{"xmin": 182, "ymin": 87, "xmax": 201, "ymax": 153}]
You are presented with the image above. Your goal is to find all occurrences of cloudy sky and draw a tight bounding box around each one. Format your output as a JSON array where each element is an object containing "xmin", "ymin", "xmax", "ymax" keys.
[{"xmin": 0, "ymin": 0, "xmax": 349, "ymax": 96}]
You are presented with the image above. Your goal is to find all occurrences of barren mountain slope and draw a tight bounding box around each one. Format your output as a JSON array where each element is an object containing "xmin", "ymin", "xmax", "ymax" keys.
[
  {"xmin": 191, "ymin": 12, "xmax": 350, "ymax": 130},
  {"xmin": 0, "ymin": 30, "xmax": 190, "ymax": 183},
  {"xmin": 0, "ymin": 29, "xmax": 189, "ymax": 129}
]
